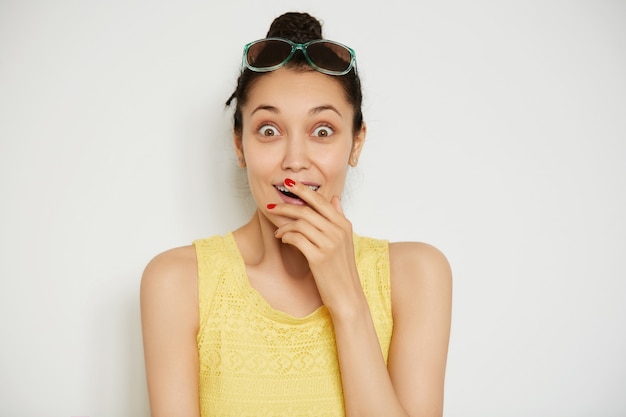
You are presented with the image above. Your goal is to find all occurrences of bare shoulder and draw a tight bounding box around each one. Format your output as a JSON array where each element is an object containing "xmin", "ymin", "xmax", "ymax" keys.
[
  {"xmin": 389, "ymin": 241, "xmax": 451, "ymax": 281},
  {"xmin": 141, "ymin": 245, "xmax": 199, "ymax": 309},
  {"xmin": 141, "ymin": 245, "xmax": 201, "ymax": 416},
  {"xmin": 386, "ymin": 242, "xmax": 452, "ymax": 414},
  {"xmin": 388, "ymin": 241, "xmax": 452, "ymax": 315},
  {"xmin": 143, "ymin": 245, "xmax": 197, "ymax": 280}
]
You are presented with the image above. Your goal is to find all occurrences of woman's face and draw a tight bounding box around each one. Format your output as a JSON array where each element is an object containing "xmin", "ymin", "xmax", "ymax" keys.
[{"xmin": 235, "ymin": 68, "xmax": 365, "ymax": 226}]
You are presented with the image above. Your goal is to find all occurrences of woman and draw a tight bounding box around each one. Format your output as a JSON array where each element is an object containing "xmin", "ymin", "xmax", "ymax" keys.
[{"xmin": 141, "ymin": 12, "xmax": 452, "ymax": 417}]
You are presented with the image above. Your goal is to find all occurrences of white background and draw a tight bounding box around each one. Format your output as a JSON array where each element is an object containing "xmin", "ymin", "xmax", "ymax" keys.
[{"xmin": 1, "ymin": 1, "xmax": 625, "ymax": 416}]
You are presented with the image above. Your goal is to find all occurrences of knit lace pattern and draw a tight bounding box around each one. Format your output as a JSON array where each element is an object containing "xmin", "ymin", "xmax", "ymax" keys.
[{"xmin": 194, "ymin": 232, "xmax": 392, "ymax": 417}]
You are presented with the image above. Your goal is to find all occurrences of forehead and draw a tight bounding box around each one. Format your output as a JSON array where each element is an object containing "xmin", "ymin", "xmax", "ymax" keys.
[{"xmin": 243, "ymin": 68, "xmax": 353, "ymax": 116}]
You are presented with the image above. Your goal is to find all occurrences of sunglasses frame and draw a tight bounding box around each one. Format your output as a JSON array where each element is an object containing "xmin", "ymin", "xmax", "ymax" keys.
[{"xmin": 242, "ymin": 37, "xmax": 357, "ymax": 76}]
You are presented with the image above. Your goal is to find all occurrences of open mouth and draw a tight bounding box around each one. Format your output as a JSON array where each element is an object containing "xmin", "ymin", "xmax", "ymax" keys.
[{"xmin": 274, "ymin": 184, "xmax": 319, "ymax": 200}]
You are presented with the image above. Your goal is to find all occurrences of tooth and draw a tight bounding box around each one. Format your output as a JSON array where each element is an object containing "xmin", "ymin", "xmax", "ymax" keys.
[{"xmin": 276, "ymin": 184, "xmax": 319, "ymax": 191}]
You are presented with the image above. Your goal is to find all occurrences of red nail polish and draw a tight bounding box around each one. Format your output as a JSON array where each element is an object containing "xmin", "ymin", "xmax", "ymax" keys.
[
  {"xmin": 285, "ymin": 178, "xmax": 296, "ymax": 187},
  {"xmin": 266, "ymin": 203, "xmax": 276, "ymax": 209}
]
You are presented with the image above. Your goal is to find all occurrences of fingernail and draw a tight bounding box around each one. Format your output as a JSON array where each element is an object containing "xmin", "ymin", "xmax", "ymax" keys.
[
  {"xmin": 266, "ymin": 203, "xmax": 276, "ymax": 209},
  {"xmin": 285, "ymin": 178, "xmax": 296, "ymax": 187}
]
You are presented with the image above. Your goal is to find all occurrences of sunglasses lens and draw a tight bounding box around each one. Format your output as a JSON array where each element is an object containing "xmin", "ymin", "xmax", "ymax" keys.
[
  {"xmin": 246, "ymin": 39, "xmax": 293, "ymax": 69},
  {"xmin": 306, "ymin": 42, "xmax": 352, "ymax": 73}
]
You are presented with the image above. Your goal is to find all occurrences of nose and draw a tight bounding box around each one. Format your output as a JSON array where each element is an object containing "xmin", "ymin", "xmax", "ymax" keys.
[{"xmin": 281, "ymin": 135, "xmax": 311, "ymax": 172}]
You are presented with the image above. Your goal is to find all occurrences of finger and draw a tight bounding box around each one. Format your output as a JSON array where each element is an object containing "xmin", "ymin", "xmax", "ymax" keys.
[
  {"xmin": 270, "ymin": 204, "xmax": 329, "ymax": 232},
  {"xmin": 276, "ymin": 220, "xmax": 334, "ymax": 253},
  {"xmin": 279, "ymin": 230, "xmax": 319, "ymax": 261},
  {"xmin": 330, "ymin": 196, "xmax": 343, "ymax": 214},
  {"xmin": 270, "ymin": 201, "xmax": 353, "ymax": 244},
  {"xmin": 282, "ymin": 178, "xmax": 343, "ymax": 220}
]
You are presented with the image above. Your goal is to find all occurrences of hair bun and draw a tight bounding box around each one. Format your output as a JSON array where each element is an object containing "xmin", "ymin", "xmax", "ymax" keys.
[{"xmin": 266, "ymin": 12, "xmax": 323, "ymax": 43}]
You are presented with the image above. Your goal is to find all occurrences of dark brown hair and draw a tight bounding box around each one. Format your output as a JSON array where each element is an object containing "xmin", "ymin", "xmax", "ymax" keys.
[{"xmin": 226, "ymin": 12, "xmax": 364, "ymax": 136}]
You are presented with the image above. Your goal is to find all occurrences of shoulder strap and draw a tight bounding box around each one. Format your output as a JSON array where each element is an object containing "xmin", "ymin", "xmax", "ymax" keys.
[
  {"xmin": 193, "ymin": 234, "xmax": 229, "ymax": 333},
  {"xmin": 354, "ymin": 234, "xmax": 391, "ymax": 296},
  {"xmin": 353, "ymin": 234, "xmax": 393, "ymax": 360}
]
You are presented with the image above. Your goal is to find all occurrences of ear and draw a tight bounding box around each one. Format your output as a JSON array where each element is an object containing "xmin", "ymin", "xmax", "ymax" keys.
[
  {"xmin": 233, "ymin": 132, "xmax": 246, "ymax": 168},
  {"xmin": 349, "ymin": 122, "xmax": 366, "ymax": 167}
]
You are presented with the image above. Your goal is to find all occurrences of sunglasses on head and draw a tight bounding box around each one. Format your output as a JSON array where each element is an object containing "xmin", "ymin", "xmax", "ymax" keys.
[{"xmin": 242, "ymin": 37, "xmax": 357, "ymax": 76}]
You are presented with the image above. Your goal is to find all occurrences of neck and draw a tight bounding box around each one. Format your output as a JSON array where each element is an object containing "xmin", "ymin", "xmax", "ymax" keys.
[{"xmin": 234, "ymin": 210, "xmax": 311, "ymax": 279}]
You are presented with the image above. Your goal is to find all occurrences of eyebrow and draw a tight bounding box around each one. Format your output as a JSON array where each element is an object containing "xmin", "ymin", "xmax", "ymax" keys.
[
  {"xmin": 309, "ymin": 105, "xmax": 342, "ymax": 117},
  {"xmin": 250, "ymin": 104, "xmax": 343, "ymax": 118},
  {"xmin": 250, "ymin": 105, "xmax": 279, "ymax": 116}
]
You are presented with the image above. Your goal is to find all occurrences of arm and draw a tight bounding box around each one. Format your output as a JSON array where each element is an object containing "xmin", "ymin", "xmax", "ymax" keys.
[
  {"xmin": 140, "ymin": 246, "xmax": 201, "ymax": 417},
  {"xmin": 387, "ymin": 242, "xmax": 452, "ymax": 416},
  {"xmin": 271, "ymin": 180, "xmax": 452, "ymax": 417},
  {"xmin": 329, "ymin": 242, "xmax": 451, "ymax": 417}
]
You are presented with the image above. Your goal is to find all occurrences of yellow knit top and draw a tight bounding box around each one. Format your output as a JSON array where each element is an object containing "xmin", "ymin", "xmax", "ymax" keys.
[{"xmin": 193, "ymin": 232, "xmax": 393, "ymax": 417}]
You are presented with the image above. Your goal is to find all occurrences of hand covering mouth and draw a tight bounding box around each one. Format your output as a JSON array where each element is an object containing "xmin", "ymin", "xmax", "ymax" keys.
[{"xmin": 274, "ymin": 184, "xmax": 319, "ymax": 199}]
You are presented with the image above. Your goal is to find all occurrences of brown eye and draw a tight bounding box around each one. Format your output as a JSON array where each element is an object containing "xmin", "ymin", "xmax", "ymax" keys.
[
  {"xmin": 258, "ymin": 125, "xmax": 279, "ymax": 136},
  {"xmin": 312, "ymin": 125, "xmax": 333, "ymax": 138}
]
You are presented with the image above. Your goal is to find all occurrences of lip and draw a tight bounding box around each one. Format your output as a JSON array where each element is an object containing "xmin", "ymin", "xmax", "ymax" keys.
[
  {"xmin": 301, "ymin": 182, "xmax": 321, "ymax": 188},
  {"xmin": 273, "ymin": 182, "xmax": 321, "ymax": 205},
  {"xmin": 275, "ymin": 187, "xmax": 308, "ymax": 205},
  {"xmin": 272, "ymin": 181, "xmax": 321, "ymax": 188}
]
